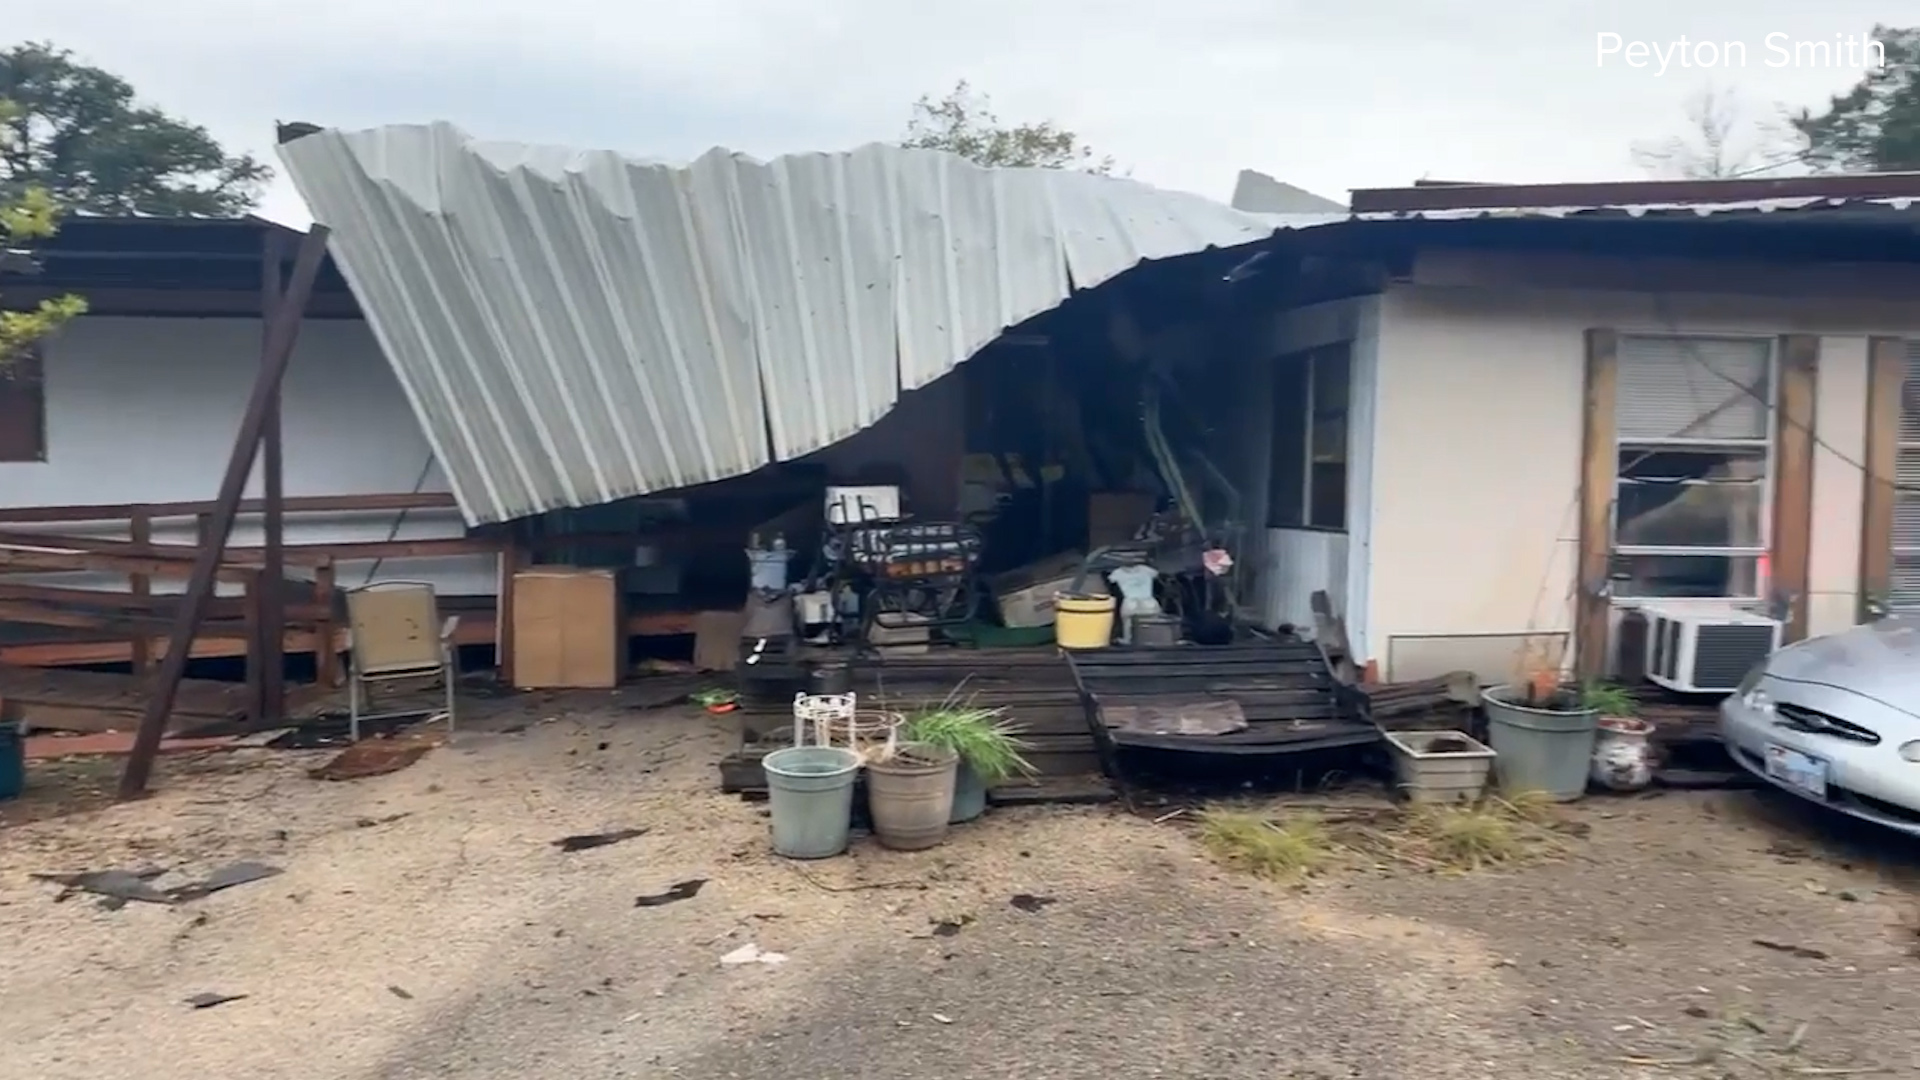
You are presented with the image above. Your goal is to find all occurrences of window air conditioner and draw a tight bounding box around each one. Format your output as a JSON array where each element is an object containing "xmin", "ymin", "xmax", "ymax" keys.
[{"xmin": 1637, "ymin": 601, "xmax": 1782, "ymax": 694}]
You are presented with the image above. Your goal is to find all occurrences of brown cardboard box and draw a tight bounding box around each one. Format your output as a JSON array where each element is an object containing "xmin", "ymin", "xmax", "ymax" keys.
[
  {"xmin": 991, "ymin": 551, "xmax": 1103, "ymax": 628},
  {"xmin": 511, "ymin": 568, "xmax": 623, "ymax": 688},
  {"xmin": 1088, "ymin": 491, "xmax": 1156, "ymax": 550}
]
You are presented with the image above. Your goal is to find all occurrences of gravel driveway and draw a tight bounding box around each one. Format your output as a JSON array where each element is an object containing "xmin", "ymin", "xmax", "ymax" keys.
[{"xmin": 2, "ymin": 699, "xmax": 1914, "ymax": 1080}]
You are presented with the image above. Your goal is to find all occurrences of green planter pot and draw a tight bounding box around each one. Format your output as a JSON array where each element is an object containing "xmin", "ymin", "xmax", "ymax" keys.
[
  {"xmin": 1482, "ymin": 685, "xmax": 1599, "ymax": 802},
  {"xmin": 0, "ymin": 721, "xmax": 24, "ymax": 802},
  {"xmin": 949, "ymin": 761, "xmax": 988, "ymax": 823},
  {"xmin": 762, "ymin": 746, "xmax": 861, "ymax": 859}
]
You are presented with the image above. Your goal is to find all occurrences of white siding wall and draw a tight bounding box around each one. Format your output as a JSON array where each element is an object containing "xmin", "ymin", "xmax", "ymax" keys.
[
  {"xmin": 1367, "ymin": 277, "xmax": 1920, "ymax": 680},
  {"xmin": 0, "ymin": 316, "xmax": 495, "ymax": 596}
]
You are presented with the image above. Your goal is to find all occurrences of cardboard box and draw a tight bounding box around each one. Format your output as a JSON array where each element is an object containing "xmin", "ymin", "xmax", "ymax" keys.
[
  {"xmin": 1088, "ymin": 491, "xmax": 1156, "ymax": 550},
  {"xmin": 992, "ymin": 551, "xmax": 1104, "ymax": 628},
  {"xmin": 511, "ymin": 568, "xmax": 623, "ymax": 689}
]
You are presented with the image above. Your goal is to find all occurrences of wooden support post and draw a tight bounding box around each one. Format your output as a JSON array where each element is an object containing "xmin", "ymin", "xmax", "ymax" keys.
[
  {"xmin": 1859, "ymin": 337, "xmax": 1906, "ymax": 621},
  {"xmin": 1574, "ymin": 328, "xmax": 1619, "ymax": 682},
  {"xmin": 314, "ymin": 559, "xmax": 340, "ymax": 687},
  {"xmin": 242, "ymin": 574, "xmax": 264, "ymax": 725},
  {"xmin": 128, "ymin": 511, "xmax": 153, "ymax": 672},
  {"xmin": 497, "ymin": 531, "xmax": 522, "ymax": 685},
  {"xmin": 119, "ymin": 226, "xmax": 330, "ymax": 800},
  {"xmin": 259, "ymin": 231, "xmax": 288, "ymax": 723},
  {"xmin": 1772, "ymin": 335, "xmax": 1818, "ymax": 642}
]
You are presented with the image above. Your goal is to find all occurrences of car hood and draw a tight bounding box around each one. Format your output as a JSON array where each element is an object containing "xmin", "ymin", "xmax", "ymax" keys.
[{"xmin": 1766, "ymin": 618, "xmax": 1920, "ymax": 715}]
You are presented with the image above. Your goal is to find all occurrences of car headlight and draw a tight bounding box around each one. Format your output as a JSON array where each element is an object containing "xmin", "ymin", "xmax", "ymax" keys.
[{"xmin": 1900, "ymin": 741, "xmax": 1920, "ymax": 764}]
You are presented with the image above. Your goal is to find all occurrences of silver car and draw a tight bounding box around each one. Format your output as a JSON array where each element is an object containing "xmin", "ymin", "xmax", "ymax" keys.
[{"xmin": 1720, "ymin": 617, "xmax": 1920, "ymax": 837}]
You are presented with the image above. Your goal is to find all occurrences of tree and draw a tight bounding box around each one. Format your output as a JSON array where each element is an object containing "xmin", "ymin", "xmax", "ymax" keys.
[
  {"xmin": 0, "ymin": 41, "xmax": 269, "ymax": 217},
  {"xmin": 0, "ymin": 98, "xmax": 83, "ymax": 370},
  {"xmin": 901, "ymin": 80, "xmax": 1114, "ymax": 173},
  {"xmin": 1790, "ymin": 25, "xmax": 1920, "ymax": 172},
  {"xmin": 1630, "ymin": 85, "xmax": 1795, "ymax": 180}
]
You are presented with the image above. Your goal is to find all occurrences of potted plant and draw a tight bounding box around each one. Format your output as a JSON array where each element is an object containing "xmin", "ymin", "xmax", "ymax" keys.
[
  {"xmin": 1581, "ymin": 681, "xmax": 1655, "ymax": 792},
  {"xmin": 864, "ymin": 736, "xmax": 960, "ymax": 850},
  {"xmin": 899, "ymin": 704, "xmax": 1033, "ymax": 824},
  {"xmin": 691, "ymin": 688, "xmax": 739, "ymax": 715},
  {"xmin": 1480, "ymin": 642, "xmax": 1601, "ymax": 802}
]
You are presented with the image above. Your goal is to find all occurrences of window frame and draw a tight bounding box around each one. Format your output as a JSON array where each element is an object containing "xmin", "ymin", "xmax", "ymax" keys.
[
  {"xmin": 1266, "ymin": 341, "xmax": 1350, "ymax": 531},
  {"xmin": 1609, "ymin": 332, "xmax": 1777, "ymax": 601},
  {"xmin": 1888, "ymin": 339, "xmax": 1920, "ymax": 611}
]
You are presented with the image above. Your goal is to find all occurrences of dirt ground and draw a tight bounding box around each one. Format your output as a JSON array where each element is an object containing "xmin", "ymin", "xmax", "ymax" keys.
[{"xmin": 2, "ymin": 689, "xmax": 1917, "ymax": 1080}]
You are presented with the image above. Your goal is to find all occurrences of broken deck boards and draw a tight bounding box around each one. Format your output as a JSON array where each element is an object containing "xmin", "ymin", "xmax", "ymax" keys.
[{"xmin": 1068, "ymin": 640, "xmax": 1379, "ymax": 756}]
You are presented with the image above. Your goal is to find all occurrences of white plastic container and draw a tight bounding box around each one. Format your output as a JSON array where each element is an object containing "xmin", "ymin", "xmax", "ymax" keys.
[{"xmin": 1383, "ymin": 730, "xmax": 1497, "ymax": 805}]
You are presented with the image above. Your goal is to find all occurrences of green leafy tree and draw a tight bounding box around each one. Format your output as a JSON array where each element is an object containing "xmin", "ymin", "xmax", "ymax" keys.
[
  {"xmin": 902, "ymin": 80, "xmax": 1115, "ymax": 173},
  {"xmin": 0, "ymin": 41, "xmax": 269, "ymax": 216},
  {"xmin": 1790, "ymin": 25, "xmax": 1920, "ymax": 172},
  {"xmin": 0, "ymin": 98, "xmax": 83, "ymax": 370}
]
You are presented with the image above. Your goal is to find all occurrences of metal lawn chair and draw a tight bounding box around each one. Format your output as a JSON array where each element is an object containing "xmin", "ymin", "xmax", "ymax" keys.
[{"xmin": 344, "ymin": 580, "xmax": 459, "ymax": 742}]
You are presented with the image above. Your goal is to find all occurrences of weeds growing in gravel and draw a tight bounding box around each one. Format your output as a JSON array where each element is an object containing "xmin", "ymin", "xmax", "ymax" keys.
[
  {"xmin": 1193, "ymin": 795, "xmax": 1570, "ymax": 879},
  {"xmin": 1198, "ymin": 809, "xmax": 1333, "ymax": 880}
]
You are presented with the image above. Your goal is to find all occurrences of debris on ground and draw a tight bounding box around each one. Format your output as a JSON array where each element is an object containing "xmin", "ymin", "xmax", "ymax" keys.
[
  {"xmin": 183, "ymin": 992, "xmax": 246, "ymax": 1010},
  {"xmin": 719, "ymin": 942, "xmax": 787, "ymax": 967},
  {"xmin": 634, "ymin": 879, "xmax": 706, "ymax": 907},
  {"xmin": 554, "ymin": 827, "xmax": 649, "ymax": 852},
  {"xmin": 387, "ymin": 985, "xmax": 414, "ymax": 1000},
  {"xmin": 34, "ymin": 861, "xmax": 283, "ymax": 909},
  {"xmin": 929, "ymin": 913, "xmax": 973, "ymax": 937},
  {"xmin": 1751, "ymin": 938, "xmax": 1830, "ymax": 961},
  {"xmin": 1617, "ymin": 1007, "xmax": 1885, "ymax": 1076},
  {"xmin": 308, "ymin": 738, "xmax": 436, "ymax": 781},
  {"xmin": 1009, "ymin": 894, "xmax": 1057, "ymax": 913}
]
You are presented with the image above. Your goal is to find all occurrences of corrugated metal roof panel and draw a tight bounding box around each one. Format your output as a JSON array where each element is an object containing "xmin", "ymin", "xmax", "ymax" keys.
[{"xmin": 278, "ymin": 123, "xmax": 1285, "ymax": 525}]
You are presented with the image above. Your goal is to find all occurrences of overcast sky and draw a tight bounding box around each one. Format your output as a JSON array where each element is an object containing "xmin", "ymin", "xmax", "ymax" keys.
[{"xmin": 6, "ymin": 1, "xmax": 1903, "ymax": 225}]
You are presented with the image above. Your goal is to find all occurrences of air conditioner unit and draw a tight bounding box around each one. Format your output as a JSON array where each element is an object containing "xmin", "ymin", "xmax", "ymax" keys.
[{"xmin": 1637, "ymin": 602, "xmax": 1782, "ymax": 694}]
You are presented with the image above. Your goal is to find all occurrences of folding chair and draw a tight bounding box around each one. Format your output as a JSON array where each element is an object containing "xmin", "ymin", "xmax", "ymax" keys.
[{"xmin": 344, "ymin": 580, "xmax": 460, "ymax": 742}]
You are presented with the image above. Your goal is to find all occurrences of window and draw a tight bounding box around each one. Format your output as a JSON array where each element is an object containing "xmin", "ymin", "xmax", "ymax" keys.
[
  {"xmin": 1610, "ymin": 334, "xmax": 1773, "ymax": 599},
  {"xmin": 1267, "ymin": 343, "xmax": 1349, "ymax": 530},
  {"xmin": 0, "ymin": 345, "xmax": 45, "ymax": 463},
  {"xmin": 1890, "ymin": 341, "xmax": 1920, "ymax": 612}
]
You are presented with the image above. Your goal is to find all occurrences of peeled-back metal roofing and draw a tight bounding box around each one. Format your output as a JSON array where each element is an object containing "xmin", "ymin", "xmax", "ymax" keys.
[{"xmin": 277, "ymin": 122, "xmax": 1291, "ymax": 525}]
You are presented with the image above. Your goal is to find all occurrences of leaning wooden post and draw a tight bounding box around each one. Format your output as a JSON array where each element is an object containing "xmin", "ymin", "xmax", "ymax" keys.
[
  {"xmin": 118, "ymin": 226, "xmax": 331, "ymax": 800},
  {"xmin": 259, "ymin": 230, "xmax": 289, "ymax": 723}
]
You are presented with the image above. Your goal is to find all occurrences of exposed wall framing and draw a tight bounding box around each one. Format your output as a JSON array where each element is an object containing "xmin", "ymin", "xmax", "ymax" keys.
[
  {"xmin": 1770, "ymin": 335, "xmax": 1818, "ymax": 641},
  {"xmin": 1575, "ymin": 328, "xmax": 1617, "ymax": 681},
  {"xmin": 1858, "ymin": 336, "xmax": 1908, "ymax": 618}
]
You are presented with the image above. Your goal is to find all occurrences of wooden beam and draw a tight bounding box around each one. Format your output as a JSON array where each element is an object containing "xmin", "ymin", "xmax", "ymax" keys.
[
  {"xmin": 1859, "ymin": 337, "xmax": 1907, "ymax": 620},
  {"xmin": 119, "ymin": 225, "xmax": 331, "ymax": 800},
  {"xmin": 1575, "ymin": 328, "xmax": 1619, "ymax": 682},
  {"xmin": 0, "ymin": 546, "xmax": 255, "ymax": 582},
  {"xmin": 0, "ymin": 491, "xmax": 458, "ymax": 525},
  {"xmin": 1772, "ymin": 335, "xmax": 1819, "ymax": 642}
]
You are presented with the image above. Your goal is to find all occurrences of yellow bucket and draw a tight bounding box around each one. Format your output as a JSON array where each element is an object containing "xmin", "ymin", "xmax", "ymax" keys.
[{"xmin": 1053, "ymin": 593, "xmax": 1117, "ymax": 649}]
